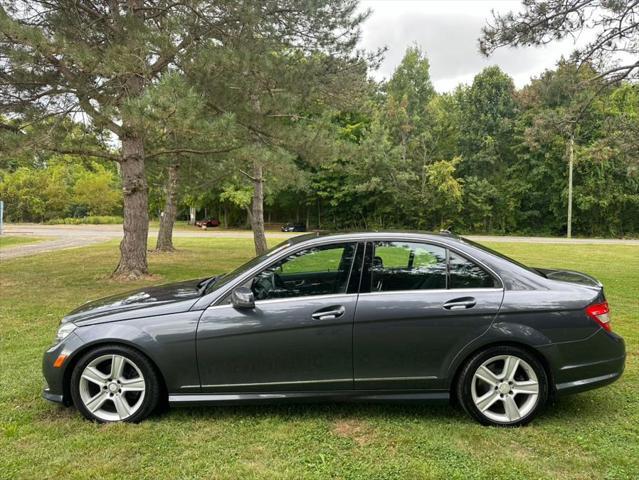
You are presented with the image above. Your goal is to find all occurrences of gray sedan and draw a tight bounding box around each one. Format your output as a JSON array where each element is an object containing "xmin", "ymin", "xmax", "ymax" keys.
[{"xmin": 42, "ymin": 232, "xmax": 626, "ymax": 426}]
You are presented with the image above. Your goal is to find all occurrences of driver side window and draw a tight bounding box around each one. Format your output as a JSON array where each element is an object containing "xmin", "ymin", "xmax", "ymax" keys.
[{"xmin": 251, "ymin": 243, "xmax": 357, "ymax": 301}]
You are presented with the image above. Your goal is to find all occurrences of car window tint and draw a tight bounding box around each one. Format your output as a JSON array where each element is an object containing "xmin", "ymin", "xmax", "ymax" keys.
[
  {"xmin": 374, "ymin": 245, "xmax": 410, "ymax": 268},
  {"xmin": 280, "ymin": 247, "xmax": 343, "ymax": 274},
  {"xmin": 448, "ymin": 251, "xmax": 496, "ymax": 288},
  {"xmin": 371, "ymin": 242, "xmax": 447, "ymax": 292},
  {"xmin": 252, "ymin": 243, "xmax": 356, "ymax": 300}
]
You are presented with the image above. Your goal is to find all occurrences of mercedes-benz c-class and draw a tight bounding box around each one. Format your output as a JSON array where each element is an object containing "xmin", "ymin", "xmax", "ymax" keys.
[{"xmin": 43, "ymin": 232, "xmax": 625, "ymax": 426}]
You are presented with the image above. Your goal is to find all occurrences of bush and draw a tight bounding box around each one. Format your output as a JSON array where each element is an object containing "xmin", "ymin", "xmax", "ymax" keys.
[{"xmin": 45, "ymin": 216, "xmax": 123, "ymax": 225}]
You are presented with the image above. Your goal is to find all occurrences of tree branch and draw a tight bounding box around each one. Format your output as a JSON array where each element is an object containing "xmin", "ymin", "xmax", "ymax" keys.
[
  {"xmin": 146, "ymin": 146, "xmax": 240, "ymax": 159},
  {"xmin": 44, "ymin": 146, "xmax": 120, "ymax": 161},
  {"xmin": 0, "ymin": 122, "xmax": 24, "ymax": 133}
]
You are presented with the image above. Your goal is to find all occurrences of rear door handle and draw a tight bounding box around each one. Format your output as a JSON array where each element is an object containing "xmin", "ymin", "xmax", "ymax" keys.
[
  {"xmin": 443, "ymin": 297, "xmax": 476, "ymax": 310},
  {"xmin": 311, "ymin": 305, "xmax": 345, "ymax": 320}
]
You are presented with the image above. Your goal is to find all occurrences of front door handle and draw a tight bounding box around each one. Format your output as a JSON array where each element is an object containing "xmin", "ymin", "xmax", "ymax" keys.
[
  {"xmin": 311, "ymin": 305, "xmax": 345, "ymax": 320},
  {"xmin": 443, "ymin": 297, "xmax": 476, "ymax": 310}
]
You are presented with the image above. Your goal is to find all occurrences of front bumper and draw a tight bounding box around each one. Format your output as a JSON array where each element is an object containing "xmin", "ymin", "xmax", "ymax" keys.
[
  {"xmin": 540, "ymin": 328, "xmax": 626, "ymax": 396},
  {"xmin": 42, "ymin": 331, "xmax": 85, "ymax": 406},
  {"xmin": 42, "ymin": 388, "xmax": 65, "ymax": 404}
]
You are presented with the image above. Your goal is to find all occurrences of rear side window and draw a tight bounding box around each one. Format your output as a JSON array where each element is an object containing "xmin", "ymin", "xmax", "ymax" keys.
[
  {"xmin": 364, "ymin": 241, "xmax": 498, "ymax": 292},
  {"xmin": 448, "ymin": 251, "xmax": 497, "ymax": 288},
  {"xmin": 371, "ymin": 242, "xmax": 447, "ymax": 292}
]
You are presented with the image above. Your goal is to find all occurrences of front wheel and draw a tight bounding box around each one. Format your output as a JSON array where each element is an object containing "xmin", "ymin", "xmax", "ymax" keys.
[
  {"xmin": 457, "ymin": 346, "xmax": 549, "ymax": 426},
  {"xmin": 70, "ymin": 345, "xmax": 161, "ymax": 423}
]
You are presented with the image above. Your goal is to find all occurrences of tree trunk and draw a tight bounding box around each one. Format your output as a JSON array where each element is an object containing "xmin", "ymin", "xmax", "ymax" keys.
[
  {"xmin": 155, "ymin": 162, "xmax": 179, "ymax": 252},
  {"xmin": 567, "ymin": 134, "xmax": 574, "ymax": 239},
  {"xmin": 189, "ymin": 206, "xmax": 196, "ymax": 225},
  {"xmin": 113, "ymin": 135, "xmax": 149, "ymax": 279},
  {"xmin": 249, "ymin": 160, "xmax": 268, "ymax": 255}
]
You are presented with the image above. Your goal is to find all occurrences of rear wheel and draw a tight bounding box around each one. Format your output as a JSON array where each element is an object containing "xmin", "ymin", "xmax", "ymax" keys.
[
  {"xmin": 70, "ymin": 345, "xmax": 161, "ymax": 423},
  {"xmin": 457, "ymin": 345, "xmax": 549, "ymax": 426}
]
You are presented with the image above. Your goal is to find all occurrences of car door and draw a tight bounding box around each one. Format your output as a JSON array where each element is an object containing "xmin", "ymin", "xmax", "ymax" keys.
[
  {"xmin": 353, "ymin": 240, "xmax": 504, "ymax": 391},
  {"xmin": 196, "ymin": 241, "xmax": 363, "ymax": 393}
]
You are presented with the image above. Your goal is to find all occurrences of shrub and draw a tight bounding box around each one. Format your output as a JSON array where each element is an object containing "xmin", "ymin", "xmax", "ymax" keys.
[{"xmin": 45, "ymin": 216, "xmax": 123, "ymax": 225}]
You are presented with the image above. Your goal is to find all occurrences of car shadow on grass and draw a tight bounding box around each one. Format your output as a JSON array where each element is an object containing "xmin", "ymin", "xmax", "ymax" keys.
[
  {"xmin": 38, "ymin": 387, "xmax": 621, "ymax": 427},
  {"xmin": 164, "ymin": 401, "xmax": 461, "ymax": 422},
  {"xmin": 156, "ymin": 389, "xmax": 619, "ymax": 427}
]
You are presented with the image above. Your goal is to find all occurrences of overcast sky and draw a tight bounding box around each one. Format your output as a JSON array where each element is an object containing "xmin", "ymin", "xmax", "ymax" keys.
[{"xmin": 358, "ymin": 0, "xmax": 588, "ymax": 92}]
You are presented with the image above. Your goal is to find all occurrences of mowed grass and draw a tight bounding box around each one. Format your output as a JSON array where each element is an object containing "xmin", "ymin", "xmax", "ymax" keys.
[
  {"xmin": 0, "ymin": 235, "xmax": 45, "ymax": 249},
  {"xmin": 0, "ymin": 238, "xmax": 637, "ymax": 480}
]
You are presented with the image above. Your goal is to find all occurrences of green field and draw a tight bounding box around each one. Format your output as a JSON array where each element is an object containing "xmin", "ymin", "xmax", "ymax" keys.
[
  {"xmin": 0, "ymin": 238, "xmax": 637, "ymax": 479},
  {"xmin": 0, "ymin": 235, "xmax": 45, "ymax": 249}
]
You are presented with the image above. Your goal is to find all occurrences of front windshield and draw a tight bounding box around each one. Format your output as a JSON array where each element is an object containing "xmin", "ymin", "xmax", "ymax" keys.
[{"xmin": 204, "ymin": 240, "xmax": 290, "ymax": 294}]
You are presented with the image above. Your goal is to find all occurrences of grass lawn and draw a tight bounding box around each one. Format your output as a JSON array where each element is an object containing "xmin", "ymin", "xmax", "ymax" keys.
[
  {"xmin": 0, "ymin": 238, "xmax": 637, "ymax": 479},
  {"xmin": 0, "ymin": 235, "xmax": 46, "ymax": 249}
]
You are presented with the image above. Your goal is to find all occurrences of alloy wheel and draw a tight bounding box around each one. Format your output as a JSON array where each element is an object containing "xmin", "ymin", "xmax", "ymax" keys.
[
  {"xmin": 78, "ymin": 354, "xmax": 146, "ymax": 422},
  {"xmin": 470, "ymin": 354, "xmax": 540, "ymax": 424}
]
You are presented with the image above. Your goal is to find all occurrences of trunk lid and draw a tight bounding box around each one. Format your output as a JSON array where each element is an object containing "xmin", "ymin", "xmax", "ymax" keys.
[{"xmin": 534, "ymin": 268, "xmax": 602, "ymax": 289}]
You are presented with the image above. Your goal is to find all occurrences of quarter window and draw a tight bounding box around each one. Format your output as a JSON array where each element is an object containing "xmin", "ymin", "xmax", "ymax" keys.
[
  {"xmin": 251, "ymin": 243, "xmax": 357, "ymax": 300},
  {"xmin": 448, "ymin": 251, "xmax": 496, "ymax": 288}
]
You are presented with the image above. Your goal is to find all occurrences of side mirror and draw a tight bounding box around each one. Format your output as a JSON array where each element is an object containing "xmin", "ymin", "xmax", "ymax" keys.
[{"xmin": 231, "ymin": 287, "xmax": 255, "ymax": 309}]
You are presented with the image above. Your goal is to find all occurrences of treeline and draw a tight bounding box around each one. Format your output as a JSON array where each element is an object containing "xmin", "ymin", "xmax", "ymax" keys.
[
  {"xmin": 161, "ymin": 53, "xmax": 639, "ymax": 237},
  {"xmin": 2, "ymin": 52, "xmax": 639, "ymax": 237},
  {"xmin": 2, "ymin": 1, "xmax": 638, "ymax": 278}
]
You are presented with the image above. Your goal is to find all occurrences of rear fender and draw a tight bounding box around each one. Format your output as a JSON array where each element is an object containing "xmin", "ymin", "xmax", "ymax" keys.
[{"xmin": 445, "ymin": 322, "xmax": 555, "ymax": 389}]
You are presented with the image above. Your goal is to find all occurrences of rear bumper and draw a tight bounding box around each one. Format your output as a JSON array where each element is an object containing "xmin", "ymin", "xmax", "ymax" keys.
[
  {"xmin": 555, "ymin": 370, "xmax": 623, "ymax": 395},
  {"xmin": 540, "ymin": 329, "xmax": 626, "ymax": 396}
]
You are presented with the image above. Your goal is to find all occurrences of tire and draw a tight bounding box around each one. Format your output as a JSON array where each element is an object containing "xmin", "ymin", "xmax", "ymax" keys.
[
  {"xmin": 456, "ymin": 345, "xmax": 549, "ymax": 427},
  {"xmin": 70, "ymin": 344, "xmax": 161, "ymax": 423}
]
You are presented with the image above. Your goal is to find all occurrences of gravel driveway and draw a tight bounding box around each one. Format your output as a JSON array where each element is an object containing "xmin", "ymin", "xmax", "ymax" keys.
[{"xmin": 1, "ymin": 223, "xmax": 638, "ymax": 260}]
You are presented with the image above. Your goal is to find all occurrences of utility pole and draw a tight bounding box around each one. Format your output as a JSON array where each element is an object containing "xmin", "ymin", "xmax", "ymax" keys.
[{"xmin": 567, "ymin": 133, "xmax": 574, "ymax": 239}]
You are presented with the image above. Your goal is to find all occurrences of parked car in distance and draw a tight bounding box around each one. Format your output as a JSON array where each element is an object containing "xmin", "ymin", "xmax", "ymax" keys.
[
  {"xmin": 195, "ymin": 218, "xmax": 220, "ymax": 228},
  {"xmin": 281, "ymin": 222, "xmax": 306, "ymax": 232},
  {"xmin": 43, "ymin": 231, "xmax": 625, "ymax": 426}
]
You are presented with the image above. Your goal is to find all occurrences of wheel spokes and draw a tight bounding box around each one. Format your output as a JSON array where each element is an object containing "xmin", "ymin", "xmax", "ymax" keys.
[
  {"xmin": 112, "ymin": 395, "xmax": 132, "ymax": 419},
  {"xmin": 85, "ymin": 391, "xmax": 109, "ymax": 412},
  {"xmin": 475, "ymin": 365, "xmax": 500, "ymax": 387},
  {"xmin": 511, "ymin": 379, "xmax": 539, "ymax": 395},
  {"xmin": 82, "ymin": 366, "xmax": 108, "ymax": 386},
  {"xmin": 503, "ymin": 395, "xmax": 521, "ymax": 421},
  {"xmin": 475, "ymin": 390, "xmax": 500, "ymax": 412},
  {"xmin": 471, "ymin": 354, "xmax": 540, "ymax": 424},
  {"xmin": 110, "ymin": 355, "xmax": 126, "ymax": 379},
  {"xmin": 120, "ymin": 377, "xmax": 145, "ymax": 392},
  {"xmin": 502, "ymin": 356, "xmax": 520, "ymax": 381},
  {"xmin": 79, "ymin": 354, "xmax": 146, "ymax": 422}
]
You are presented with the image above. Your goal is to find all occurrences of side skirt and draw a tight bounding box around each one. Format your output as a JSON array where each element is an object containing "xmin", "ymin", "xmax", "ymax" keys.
[{"xmin": 168, "ymin": 390, "xmax": 450, "ymax": 406}]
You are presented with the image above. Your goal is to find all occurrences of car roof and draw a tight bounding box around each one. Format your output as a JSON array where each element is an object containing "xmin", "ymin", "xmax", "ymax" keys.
[{"xmin": 286, "ymin": 230, "xmax": 463, "ymax": 246}]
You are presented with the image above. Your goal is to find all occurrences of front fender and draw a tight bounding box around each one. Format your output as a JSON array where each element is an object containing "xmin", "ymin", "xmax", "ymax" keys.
[{"xmin": 71, "ymin": 311, "xmax": 201, "ymax": 393}]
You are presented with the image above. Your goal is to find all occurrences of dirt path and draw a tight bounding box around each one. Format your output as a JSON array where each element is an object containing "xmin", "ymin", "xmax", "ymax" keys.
[
  {"xmin": 1, "ymin": 224, "xmax": 637, "ymax": 260},
  {"xmin": 0, "ymin": 224, "xmax": 296, "ymax": 260}
]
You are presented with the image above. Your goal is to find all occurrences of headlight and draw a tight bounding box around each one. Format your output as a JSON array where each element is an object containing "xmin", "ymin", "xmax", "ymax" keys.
[{"xmin": 55, "ymin": 323, "xmax": 77, "ymax": 343}]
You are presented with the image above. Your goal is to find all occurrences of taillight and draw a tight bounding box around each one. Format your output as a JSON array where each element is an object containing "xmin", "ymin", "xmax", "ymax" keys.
[{"xmin": 585, "ymin": 301, "xmax": 612, "ymax": 332}]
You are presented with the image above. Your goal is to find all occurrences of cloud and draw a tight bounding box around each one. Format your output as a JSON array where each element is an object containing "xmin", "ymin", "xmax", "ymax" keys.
[{"xmin": 358, "ymin": 1, "xmax": 582, "ymax": 91}]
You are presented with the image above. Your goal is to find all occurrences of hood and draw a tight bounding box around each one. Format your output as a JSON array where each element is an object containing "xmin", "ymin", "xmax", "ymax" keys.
[
  {"xmin": 63, "ymin": 278, "xmax": 206, "ymax": 325},
  {"xmin": 535, "ymin": 268, "xmax": 602, "ymax": 289}
]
